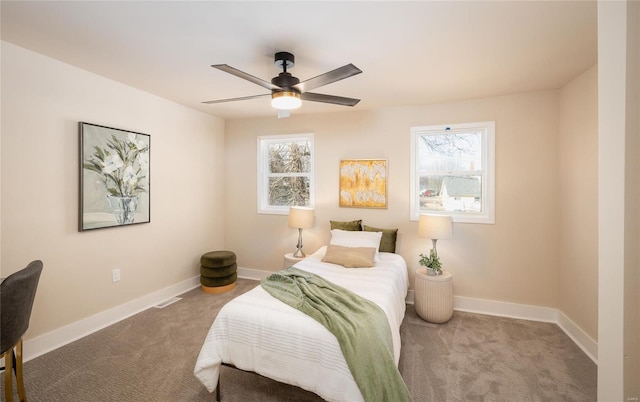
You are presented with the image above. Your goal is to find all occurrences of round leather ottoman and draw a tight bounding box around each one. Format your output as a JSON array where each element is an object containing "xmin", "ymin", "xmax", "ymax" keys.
[{"xmin": 200, "ymin": 251, "xmax": 237, "ymax": 294}]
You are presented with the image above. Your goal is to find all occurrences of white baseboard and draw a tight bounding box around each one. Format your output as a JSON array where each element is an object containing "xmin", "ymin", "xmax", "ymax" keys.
[
  {"xmin": 407, "ymin": 290, "xmax": 598, "ymax": 364},
  {"xmin": 452, "ymin": 295, "xmax": 558, "ymax": 322},
  {"xmin": 23, "ymin": 269, "xmax": 598, "ymax": 366},
  {"xmin": 556, "ymin": 310, "xmax": 598, "ymax": 363},
  {"xmin": 237, "ymin": 267, "xmax": 271, "ymax": 280},
  {"xmin": 24, "ymin": 276, "xmax": 200, "ymax": 362}
]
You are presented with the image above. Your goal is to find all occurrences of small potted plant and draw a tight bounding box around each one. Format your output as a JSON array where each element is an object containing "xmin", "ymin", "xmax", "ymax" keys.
[{"xmin": 418, "ymin": 249, "xmax": 442, "ymax": 276}]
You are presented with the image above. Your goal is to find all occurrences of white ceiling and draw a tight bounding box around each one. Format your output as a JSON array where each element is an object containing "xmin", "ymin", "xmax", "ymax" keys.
[{"xmin": 1, "ymin": 1, "xmax": 597, "ymax": 120}]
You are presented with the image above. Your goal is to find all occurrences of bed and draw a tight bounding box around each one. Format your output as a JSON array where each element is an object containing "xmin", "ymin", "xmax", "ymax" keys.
[{"xmin": 194, "ymin": 241, "xmax": 409, "ymax": 402}]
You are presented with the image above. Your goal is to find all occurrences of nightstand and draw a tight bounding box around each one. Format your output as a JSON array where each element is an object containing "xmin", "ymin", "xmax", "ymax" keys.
[
  {"xmin": 283, "ymin": 253, "xmax": 305, "ymax": 268},
  {"xmin": 414, "ymin": 269, "xmax": 453, "ymax": 323}
]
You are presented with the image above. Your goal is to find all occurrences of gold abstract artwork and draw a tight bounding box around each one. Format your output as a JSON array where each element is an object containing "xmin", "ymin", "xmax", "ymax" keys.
[{"xmin": 339, "ymin": 159, "xmax": 387, "ymax": 208}]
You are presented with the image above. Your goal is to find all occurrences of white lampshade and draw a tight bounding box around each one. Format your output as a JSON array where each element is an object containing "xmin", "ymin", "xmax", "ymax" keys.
[
  {"xmin": 418, "ymin": 214, "xmax": 452, "ymax": 239},
  {"xmin": 288, "ymin": 206, "xmax": 314, "ymax": 229},
  {"xmin": 271, "ymin": 91, "xmax": 302, "ymax": 110}
]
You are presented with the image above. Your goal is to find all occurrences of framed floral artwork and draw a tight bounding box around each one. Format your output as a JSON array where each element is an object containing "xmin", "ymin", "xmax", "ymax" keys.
[
  {"xmin": 79, "ymin": 122, "xmax": 150, "ymax": 231},
  {"xmin": 339, "ymin": 159, "xmax": 387, "ymax": 208}
]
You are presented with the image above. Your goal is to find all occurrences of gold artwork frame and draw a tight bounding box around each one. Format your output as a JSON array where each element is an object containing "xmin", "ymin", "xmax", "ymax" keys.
[{"xmin": 339, "ymin": 159, "xmax": 388, "ymax": 208}]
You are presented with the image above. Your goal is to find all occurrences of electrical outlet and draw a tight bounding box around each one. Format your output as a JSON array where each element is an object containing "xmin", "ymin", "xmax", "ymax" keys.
[{"xmin": 112, "ymin": 269, "xmax": 121, "ymax": 283}]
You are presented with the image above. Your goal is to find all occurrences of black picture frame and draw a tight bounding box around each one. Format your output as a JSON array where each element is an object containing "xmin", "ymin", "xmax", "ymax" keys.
[{"xmin": 79, "ymin": 122, "xmax": 150, "ymax": 231}]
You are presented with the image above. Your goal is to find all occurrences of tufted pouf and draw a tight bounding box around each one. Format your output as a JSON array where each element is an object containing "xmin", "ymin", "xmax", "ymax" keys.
[{"xmin": 200, "ymin": 251, "xmax": 237, "ymax": 294}]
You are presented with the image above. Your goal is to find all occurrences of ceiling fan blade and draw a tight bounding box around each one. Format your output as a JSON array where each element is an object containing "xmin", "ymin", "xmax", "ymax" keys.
[
  {"xmin": 212, "ymin": 64, "xmax": 281, "ymax": 91},
  {"xmin": 202, "ymin": 93, "xmax": 270, "ymax": 104},
  {"xmin": 301, "ymin": 92, "xmax": 361, "ymax": 107},
  {"xmin": 294, "ymin": 64, "xmax": 362, "ymax": 93}
]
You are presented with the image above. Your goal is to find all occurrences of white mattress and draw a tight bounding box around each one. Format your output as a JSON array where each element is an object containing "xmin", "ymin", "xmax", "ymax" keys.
[{"xmin": 194, "ymin": 246, "xmax": 409, "ymax": 402}]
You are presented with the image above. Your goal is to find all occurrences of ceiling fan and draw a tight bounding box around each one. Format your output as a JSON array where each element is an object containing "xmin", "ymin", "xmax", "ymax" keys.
[{"xmin": 203, "ymin": 52, "xmax": 362, "ymax": 116}]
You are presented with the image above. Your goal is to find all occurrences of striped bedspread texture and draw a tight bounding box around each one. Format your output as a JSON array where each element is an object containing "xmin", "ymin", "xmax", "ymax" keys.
[{"xmin": 194, "ymin": 246, "xmax": 410, "ymax": 402}]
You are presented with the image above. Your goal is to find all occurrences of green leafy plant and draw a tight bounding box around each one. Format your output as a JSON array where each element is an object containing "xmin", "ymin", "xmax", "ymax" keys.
[
  {"xmin": 418, "ymin": 249, "xmax": 442, "ymax": 275},
  {"xmin": 84, "ymin": 133, "xmax": 149, "ymax": 197}
]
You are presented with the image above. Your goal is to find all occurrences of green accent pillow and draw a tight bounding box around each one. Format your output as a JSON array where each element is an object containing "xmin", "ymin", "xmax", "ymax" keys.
[
  {"xmin": 363, "ymin": 225, "xmax": 398, "ymax": 253},
  {"xmin": 330, "ymin": 219, "xmax": 362, "ymax": 231}
]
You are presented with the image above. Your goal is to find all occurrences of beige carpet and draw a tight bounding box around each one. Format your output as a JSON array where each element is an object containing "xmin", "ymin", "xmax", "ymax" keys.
[{"xmin": 1, "ymin": 278, "xmax": 596, "ymax": 401}]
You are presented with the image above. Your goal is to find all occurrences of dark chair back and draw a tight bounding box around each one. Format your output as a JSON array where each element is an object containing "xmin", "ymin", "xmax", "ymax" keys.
[{"xmin": 1, "ymin": 260, "xmax": 43, "ymax": 354}]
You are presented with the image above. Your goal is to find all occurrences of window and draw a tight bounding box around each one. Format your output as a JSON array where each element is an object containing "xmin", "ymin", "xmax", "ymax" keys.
[
  {"xmin": 258, "ymin": 134, "xmax": 314, "ymax": 214},
  {"xmin": 410, "ymin": 122, "xmax": 495, "ymax": 224}
]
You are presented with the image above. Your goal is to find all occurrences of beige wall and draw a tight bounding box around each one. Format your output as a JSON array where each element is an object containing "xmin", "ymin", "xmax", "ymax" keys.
[
  {"xmin": 0, "ymin": 42, "xmax": 226, "ymax": 340},
  {"xmin": 225, "ymin": 91, "xmax": 562, "ymax": 308},
  {"xmin": 557, "ymin": 66, "xmax": 598, "ymax": 340}
]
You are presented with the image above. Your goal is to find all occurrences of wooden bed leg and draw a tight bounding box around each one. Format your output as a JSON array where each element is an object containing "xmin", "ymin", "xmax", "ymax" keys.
[{"xmin": 215, "ymin": 375, "xmax": 221, "ymax": 401}]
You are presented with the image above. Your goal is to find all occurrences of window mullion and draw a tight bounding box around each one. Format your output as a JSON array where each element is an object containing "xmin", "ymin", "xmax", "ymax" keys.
[{"xmin": 267, "ymin": 172, "xmax": 310, "ymax": 178}]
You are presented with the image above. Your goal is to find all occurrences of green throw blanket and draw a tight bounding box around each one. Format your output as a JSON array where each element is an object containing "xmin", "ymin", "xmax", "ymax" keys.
[{"xmin": 261, "ymin": 267, "xmax": 412, "ymax": 402}]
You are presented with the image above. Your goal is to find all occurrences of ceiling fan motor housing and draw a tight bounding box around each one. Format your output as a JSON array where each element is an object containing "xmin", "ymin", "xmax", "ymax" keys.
[
  {"xmin": 271, "ymin": 73, "xmax": 300, "ymax": 94},
  {"xmin": 274, "ymin": 51, "xmax": 295, "ymax": 69}
]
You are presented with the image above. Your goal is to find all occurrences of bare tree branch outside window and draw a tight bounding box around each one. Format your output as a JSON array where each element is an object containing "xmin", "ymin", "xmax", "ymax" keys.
[
  {"xmin": 267, "ymin": 141, "xmax": 311, "ymax": 207},
  {"xmin": 417, "ymin": 131, "xmax": 483, "ymax": 213}
]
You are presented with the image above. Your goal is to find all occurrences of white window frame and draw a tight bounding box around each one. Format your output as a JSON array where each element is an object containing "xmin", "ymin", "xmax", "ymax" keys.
[
  {"xmin": 410, "ymin": 122, "xmax": 495, "ymax": 224},
  {"xmin": 257, "ymin": 133, "xmax": 315, "ymax": 215}
]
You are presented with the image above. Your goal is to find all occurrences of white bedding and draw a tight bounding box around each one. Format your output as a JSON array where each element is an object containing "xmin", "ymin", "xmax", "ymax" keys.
[{"xmin": 194, "ymin": 246, "xmax": 409, "ymax": 402}]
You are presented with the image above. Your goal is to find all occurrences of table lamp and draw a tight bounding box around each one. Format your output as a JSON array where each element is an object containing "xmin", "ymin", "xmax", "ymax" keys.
[
  {"xmin": 418, "ymin": 214, "xmax": 453, "ymax": 258},
  {"xmin": 288, "ymin": 206, "xmax": 314, "ymax": 258}
]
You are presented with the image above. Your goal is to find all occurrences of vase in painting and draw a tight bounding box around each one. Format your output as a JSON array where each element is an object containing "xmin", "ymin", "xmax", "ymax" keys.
[{"xmin": 106, "ymin": 194, "xmax": 139, "ymax": 225}]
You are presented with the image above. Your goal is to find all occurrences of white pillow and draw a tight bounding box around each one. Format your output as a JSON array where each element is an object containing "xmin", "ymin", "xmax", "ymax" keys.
[{"xmin": 329, "ymin": 229, "xmax": 383, "ymax": 262}]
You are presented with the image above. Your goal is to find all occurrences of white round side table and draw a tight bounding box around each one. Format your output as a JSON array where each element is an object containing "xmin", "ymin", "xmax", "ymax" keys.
[{"xmin": 414, "ymin": 269, "xmax": 454, "ymax": 323}]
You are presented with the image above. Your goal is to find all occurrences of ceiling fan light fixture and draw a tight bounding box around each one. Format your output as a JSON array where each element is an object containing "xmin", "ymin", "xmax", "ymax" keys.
[{"xmin": 271, "ymin": 91, "xmax": 302, "ymax": 110}]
